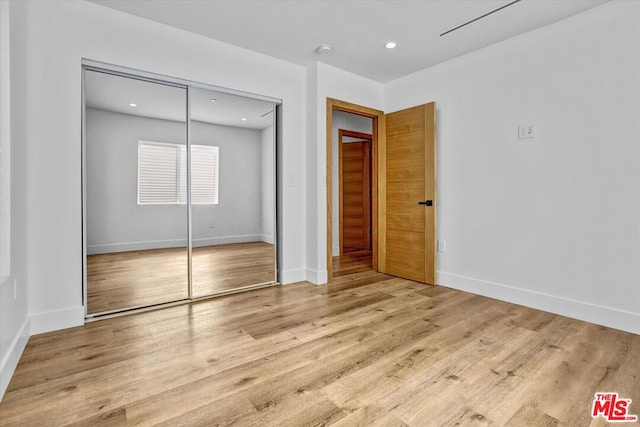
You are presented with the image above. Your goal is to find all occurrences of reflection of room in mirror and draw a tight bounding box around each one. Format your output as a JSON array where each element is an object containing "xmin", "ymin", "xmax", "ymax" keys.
[
  {"xmin": 85, "ymin": 70, "xmax": 189, "ymax": 315},
  {"xmin": 87, "ymin": 247, "xmax": 188, "ymax": 313},
  {"xmin": 84, "ymin": 70, "xmax": 277, "ymax": 316},
  {"xmin": 87, "ymin": 242, "xmax": 275, "ymax": 313},
  {"xmin": 189, "ymin": 87, "xmax": 277, "ymax": 298}
]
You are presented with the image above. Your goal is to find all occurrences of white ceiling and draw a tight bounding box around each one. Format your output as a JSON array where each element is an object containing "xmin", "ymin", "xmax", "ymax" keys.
[
  {"xmin": 85, "ymin": 70, "xmax": 275, "ymax": 129},
  {"xmin": 89, "ymin": 0, "xmax": 608, "ymax": 83}
]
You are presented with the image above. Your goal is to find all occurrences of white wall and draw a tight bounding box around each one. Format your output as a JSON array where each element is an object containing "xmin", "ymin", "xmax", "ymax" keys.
[
  {"xmin": 5, "ymin": 0, "xmax": 639, "ymax": 404},
  {"xmin": 306, "ymin": 62, "xmax": 384, "ymax": 283},
  {"xmin": 86, "ymin": 109, "xmax": 266, "ymax": 253},
  {"xmin": 191, "ymin": 120, "xmax": 264, "ymax": 246},
  {"xmin": 12, "ymin": 0, "xmax": 306, "ymax": 341},
  {"xmin": 261, "ymin": 126, "xmax": 275, "ymax": 244},
  {"xmin": 0, "ymin": 2, "xmax": 10, "ymax": 285},
  {"xmin": 385, "ymin": 0, "xmax": 640, "ymax": 334},
  {"xmin": 331, "ymin": 111, "xmax": 373, "ymax": 256},
  {"xmin": 0, "ymin": 0, "xmax": 30, "ymax": 399}
]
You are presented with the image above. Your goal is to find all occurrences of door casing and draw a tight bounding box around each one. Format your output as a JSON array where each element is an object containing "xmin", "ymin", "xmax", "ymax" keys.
[{"xmin": 326, "ymin": 98, "xmax": 384, "ymax": 281}]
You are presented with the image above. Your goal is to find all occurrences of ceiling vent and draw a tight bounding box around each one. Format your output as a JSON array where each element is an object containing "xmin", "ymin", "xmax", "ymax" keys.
[{"xmin": 439, "ymin": 0, "xmax": 521, "ymax": 37}]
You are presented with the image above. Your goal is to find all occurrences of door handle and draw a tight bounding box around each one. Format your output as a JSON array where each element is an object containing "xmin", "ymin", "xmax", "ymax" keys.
[{"xmin": 418, "ymin": 200, "xmax": 433, "ymax": 206}]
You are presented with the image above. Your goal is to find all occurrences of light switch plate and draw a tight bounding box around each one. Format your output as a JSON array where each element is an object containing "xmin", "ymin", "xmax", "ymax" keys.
[{"xmin": 518, "ymin": 124, "xmax": 536, "ymax": 139}]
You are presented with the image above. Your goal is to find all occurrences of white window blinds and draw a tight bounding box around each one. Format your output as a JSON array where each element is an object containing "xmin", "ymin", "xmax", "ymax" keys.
[
  {"xmin": 138, "ymin": 141, "xmax": 182, "ymax": 205},
  {"xmin": 191, "ymin": 145, "xmax": 219, "ymax": 205},
  {"xmin": 138, "ymin": 141, "xmax": 219, "ymax": 205}
]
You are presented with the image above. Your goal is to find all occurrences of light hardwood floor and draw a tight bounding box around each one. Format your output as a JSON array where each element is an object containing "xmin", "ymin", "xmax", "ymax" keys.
[
  {"xmin": 333, "ymin": 249, "xmax": 372, "ymax": 277},
  {"xmin": 87, "ymin": 242, "xmax": 276, "ymax": 314},
  {"xmin": 1, "ymin": 264, "xmax": 639, "ymax": 426}
]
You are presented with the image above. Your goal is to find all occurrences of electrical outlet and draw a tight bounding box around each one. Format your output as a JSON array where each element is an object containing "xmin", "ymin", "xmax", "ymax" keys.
[
  {"xmin": 208, "ymin": 221, "xmax": 215, "ymax": 229},
  {"xmin": 437, "ymin": 240, "xmax": 446, "ymax": 252}
]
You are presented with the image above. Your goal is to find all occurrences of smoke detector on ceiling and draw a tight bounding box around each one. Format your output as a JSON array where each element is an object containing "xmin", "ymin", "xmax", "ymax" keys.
[{"xmin": 316, "ymin": 44, "xmax": 333, "ymax": 55}]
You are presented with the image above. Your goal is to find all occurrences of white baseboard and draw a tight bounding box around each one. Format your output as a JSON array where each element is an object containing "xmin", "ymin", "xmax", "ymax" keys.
[
  {"xmin": 437, "ymin": 271, "xmax": 640, "ymax": 336},
  {"xmin": 29, "ymin": 306, "xmax": 84, "ymax": 335},
  {"xmin": 192, "ymin": 235, "xmax": 261, "ymax": 247},
  {"xmin": 261, "ymin": 235, "xmax": 275, "ymax": 244},
  {"xmin": 306, "ymin": 268, "xmax": 328, "ymax": 285},
  {"xmin": 280, "ymin": 268, "xmax": 307, "ymax": 285},
  {"xmin": 87, "ymin": 235, "xmax": 265, "ymax": 254},
  {"xmin": 87, "ymin": 239, "xmax": 186, "ymax": 254},
  {"xmin": 0, "ymin": 316, "xmax": 29, "ymax": 401}
]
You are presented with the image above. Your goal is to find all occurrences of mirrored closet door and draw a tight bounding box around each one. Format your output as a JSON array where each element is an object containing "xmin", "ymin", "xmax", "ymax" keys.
[
  {"xmin": 83, "ymin": 66, "xmax": 278, "ymax": 317},
  {"xmin": 189, "ymin": 88, "xmax": 276, "ymax": 297},
  {"xmin": 84, "ymin": 70, "xmax": 189, "ymax": 315}
]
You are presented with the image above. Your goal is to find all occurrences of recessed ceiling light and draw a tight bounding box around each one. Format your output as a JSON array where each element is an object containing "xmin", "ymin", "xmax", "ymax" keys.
[
  {"xmin": 129, "ymin": 103, "xmax": 137, "ymax": 107},
  {"xmin": 316, "ymin": 44, "xmax": 333, "ymax": 55},
  {"xmin": 385, "ymin": 42, "xmax": 397, "ymax": 49},
  {"xmin": 210, "ymin": 98, "xmax": 217, "ymax": 102},
  {"xmin": 241, "ymin": 118, "xmax": 247, "ymax": 121}
]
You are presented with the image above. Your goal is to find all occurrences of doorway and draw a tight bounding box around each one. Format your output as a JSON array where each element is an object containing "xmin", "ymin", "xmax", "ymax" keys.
[
  {"xmin": 327, "ymin": 98, "xmax": 437, "ymax": 285},
  {"xmin": 339, "ymin": 129, "xmax": 372, "ymax": 254},
  {"xmin": 337, "ymin": 129, "xmax": 373, "ymax": 277},
  {"xmin": 326, "ymin": 99, "xmax": 383, "ymax": 280}
]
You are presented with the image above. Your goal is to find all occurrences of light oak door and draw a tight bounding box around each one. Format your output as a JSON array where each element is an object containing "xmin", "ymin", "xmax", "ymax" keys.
[
  {"xmin": 379, "ymin": 102, "xmax": 436, "ymax": 284},
  {"xmin": 340, "ymin": 140, "xmax": 372, "ymax": 253}
]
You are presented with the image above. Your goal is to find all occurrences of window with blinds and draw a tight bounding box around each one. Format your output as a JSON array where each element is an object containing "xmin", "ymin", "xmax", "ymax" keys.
[
  {"xmin": 190, "ymin": 145, "xmax": 219, "ymax": 205},
  {"xmin": 137, "ymin": 141, "xmax": 219, "ymax": 205}
]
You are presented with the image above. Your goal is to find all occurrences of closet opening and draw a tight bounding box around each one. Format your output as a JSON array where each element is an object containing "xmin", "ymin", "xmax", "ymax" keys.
[{"xmin": 82, "ymin": 61, "xmax": 280, "ymax": 318}]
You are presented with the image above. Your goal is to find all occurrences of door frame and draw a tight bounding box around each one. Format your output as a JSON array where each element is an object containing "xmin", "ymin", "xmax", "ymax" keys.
[
  {"xmin": 339, "ymin": 130, "xmax": 372, "ymax": 254},
  {"xmin": 326, "ymin": 98, "xmax": 384, "ymax": 281}
]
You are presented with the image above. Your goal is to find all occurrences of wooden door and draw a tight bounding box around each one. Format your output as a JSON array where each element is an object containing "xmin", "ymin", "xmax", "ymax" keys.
[
  {"xmin": 340, "ymin": 139, "xmax": 372, "ymax": 253},
  {"xmin": 379, "ymin": 103, "xmax": 436, "ymax": 284}
]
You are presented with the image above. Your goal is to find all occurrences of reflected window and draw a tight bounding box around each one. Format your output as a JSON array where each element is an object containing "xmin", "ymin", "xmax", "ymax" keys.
[
  {"xmin": 190, "ymin": 144, "xmax": 219, "ymax": 205},
  {"xmin": 137, "ymin": 140, "xmax": 219, "ymax": 205}
]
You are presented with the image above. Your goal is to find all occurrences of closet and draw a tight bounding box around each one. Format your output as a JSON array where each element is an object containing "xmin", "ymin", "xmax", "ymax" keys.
[{"xmin": 83, "ymin": 63, "xmax": 278, "ymax": 317}]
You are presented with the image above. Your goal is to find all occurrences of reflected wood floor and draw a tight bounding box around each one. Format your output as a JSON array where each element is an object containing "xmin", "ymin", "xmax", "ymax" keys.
[
  {"xmin": 2, "ymin": 267, "xmax": 639, "ymax": 425},
  {"xmin": 87, "ymin": 242, "xmax": 276, "ymax": 314}
]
